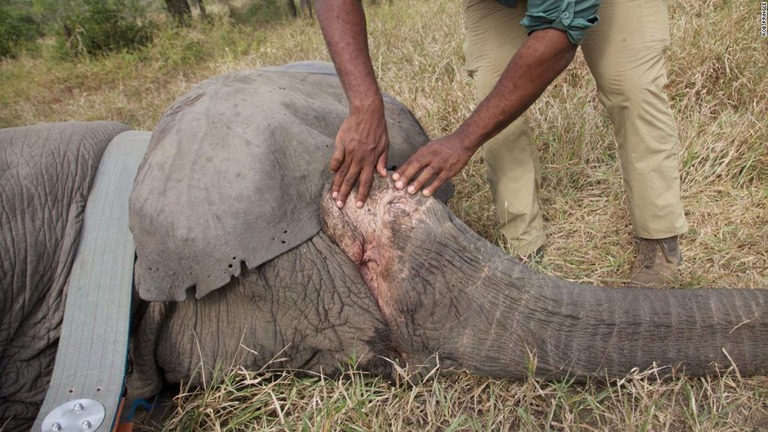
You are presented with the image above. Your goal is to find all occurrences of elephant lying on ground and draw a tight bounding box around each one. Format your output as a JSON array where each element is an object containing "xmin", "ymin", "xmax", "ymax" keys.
[
  {"xmin": 1, "ymin": 121, "xmax": 132, "ymax": 429},
  {"xmin": 1, "ymin": 62, "xmax": 766, "ymax": 431},
  {"xmin": 0, "ymin": 62, "xmax": 446, "ymax": 430}
]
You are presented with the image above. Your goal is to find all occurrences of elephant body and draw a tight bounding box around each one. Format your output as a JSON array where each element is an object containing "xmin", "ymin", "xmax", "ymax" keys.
[
  {"xmin": 1, "ymin": 62, "xmax": 766, "ymax": 431},
  {"xmin": 1, "ymin": 62, "xmax": 441, "ymax": 430},
  {"xmin": 0, "ymin": 121, "xmax": 131, "ymax": 428}
]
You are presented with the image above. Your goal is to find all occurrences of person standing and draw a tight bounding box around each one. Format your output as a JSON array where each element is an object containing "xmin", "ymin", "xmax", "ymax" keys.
[
  {"xmin": 316, "ymin": 0, "xmax": 688, "ymax": 287},
  {"xmin": 463, "ymin": 0, "xmax": 688, "ymax": 286}
]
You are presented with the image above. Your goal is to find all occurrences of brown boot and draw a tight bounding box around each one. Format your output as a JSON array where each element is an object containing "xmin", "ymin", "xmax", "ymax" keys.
[{"xmin": 628, "ymin": 236, "xmax": 682, "ymax": 287}]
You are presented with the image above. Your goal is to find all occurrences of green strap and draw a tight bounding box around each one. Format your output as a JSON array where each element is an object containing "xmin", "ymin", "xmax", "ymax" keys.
[{"xmin": 33, "ymin": 131, "xmax": 151, "ymax": 432}]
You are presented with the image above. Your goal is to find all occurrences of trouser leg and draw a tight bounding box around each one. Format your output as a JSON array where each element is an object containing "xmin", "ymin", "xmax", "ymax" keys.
[
  {"xmin": 581, "ymin": 0, "xmax": 688, "ymax": 239},
  {"xmin": 463, "ymin": 0, "xmax": 545, "ymax": 256}
]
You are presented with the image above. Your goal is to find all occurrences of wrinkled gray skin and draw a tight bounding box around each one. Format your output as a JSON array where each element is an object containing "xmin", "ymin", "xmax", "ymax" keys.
[
  {"xmin": 2, "ymin": 63, "xmax": 767, "ymax": 431},
  {"xmin": 0, "ymin": 62, "xmax": 441, "ymax": 430},
  {"xmin": 126, "ymin": 61, "xmax": 445, "ymax": 398},
  {"xmin": 1, "ymin": 121, "xmax": 132, "ymax": 429},
  {"xmin": 321, "ymin": 178, "xmax": 768, "ymax": 380}
]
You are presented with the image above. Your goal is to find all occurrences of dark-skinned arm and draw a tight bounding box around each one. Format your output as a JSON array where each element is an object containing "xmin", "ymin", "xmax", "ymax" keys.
[
  {"xmin": 316, "ymin": 0, "xmax": 389, "ymax": 209},
  {"xmin": 392, "ymin": 28, "xmax": 577, "ymax": 197}
]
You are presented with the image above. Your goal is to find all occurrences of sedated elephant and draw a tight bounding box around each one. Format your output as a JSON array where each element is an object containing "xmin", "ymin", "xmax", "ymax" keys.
[
  {"xmin": 1, "ymin": 62, "xmax": 766, "ymax": 431},
  {"xmin": 1, "ymin": 120, "xmax": 132, "ymax": 429}
]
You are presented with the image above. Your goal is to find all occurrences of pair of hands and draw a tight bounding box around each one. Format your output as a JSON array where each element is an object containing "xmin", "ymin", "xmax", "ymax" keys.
[{"xmin": 330, "ymin": 113, "xmax": 475, "ymax": 208}]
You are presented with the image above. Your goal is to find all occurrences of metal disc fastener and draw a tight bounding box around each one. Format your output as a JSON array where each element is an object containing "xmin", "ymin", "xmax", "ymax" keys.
[{"xmin": 41, "ymin": 399, "xmax": 105, "ymax": 431}]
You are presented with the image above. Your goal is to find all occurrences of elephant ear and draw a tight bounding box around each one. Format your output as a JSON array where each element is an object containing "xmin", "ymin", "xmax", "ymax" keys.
[{"xmin": 129, "ymin": 61, "xmax": 453, "ymax": 301}]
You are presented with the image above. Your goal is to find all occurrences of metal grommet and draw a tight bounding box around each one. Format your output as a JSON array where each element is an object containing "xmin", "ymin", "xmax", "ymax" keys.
[{"xmin": 41, "ymin": 399, "xmax": 105, "ymax": 432}]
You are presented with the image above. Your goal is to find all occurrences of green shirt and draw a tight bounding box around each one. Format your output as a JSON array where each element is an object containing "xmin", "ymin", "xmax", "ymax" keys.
[{"xmin": 497, "ymin": 0, "xmax": 600, "ymax": 45}]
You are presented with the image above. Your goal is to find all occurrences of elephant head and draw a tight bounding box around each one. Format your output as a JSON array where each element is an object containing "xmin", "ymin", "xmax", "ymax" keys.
[{"xmin": 320, "ymin": 177, "xmax": 768, "ymax": 379}]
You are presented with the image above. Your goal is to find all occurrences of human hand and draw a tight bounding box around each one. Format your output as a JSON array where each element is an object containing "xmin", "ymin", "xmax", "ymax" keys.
[
  {"xmin": 392, "ymin": 133, "xmax": 476, "ymax": 197},
  {"xmin": 330, "ymin": 111, "xmax": 389, "ymax": 208}
]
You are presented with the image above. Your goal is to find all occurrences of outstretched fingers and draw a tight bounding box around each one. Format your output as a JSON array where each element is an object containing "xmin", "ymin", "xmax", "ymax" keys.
[
  {"xmin": 393, "ymin": 160, "xmax": 426, "ymax": 194},
  {"xmin": 330, "ymin": 142, "xmax": 352, "ymax": 206},
  {"xmin": 331, "ymin": 164, "xmax": 361, "ymax": 208},
  {"xmin": 376, "ymin": 152, "xmax": 388, "ymax": 178},
  {"xmin": 392, "ymin": 137, "xmax": 475, "ymax": 198},
  {"xmin": 353, "ymin": 164, "xmax": 377, "ymax": 207},
  {"xmin": 330, "ymin": 109, "xmax": 389, "ymax": 208},
  {"xmin": 330, "ymin": 140, "xmax": 388, "ymax": 209}
]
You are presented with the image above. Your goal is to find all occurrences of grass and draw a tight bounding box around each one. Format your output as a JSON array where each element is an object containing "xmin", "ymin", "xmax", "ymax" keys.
[
  {"xmin": 2, "ymin": 0, "xmax": 767, "ymax": 430},
  {"xmin": 149, "ymin": 366, "xmax": 768, "ymax": 431}
]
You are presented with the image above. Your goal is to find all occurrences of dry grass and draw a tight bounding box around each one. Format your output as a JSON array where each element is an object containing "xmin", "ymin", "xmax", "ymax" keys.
[
  {"xmin": 147, "ymin": 365, "xmax": 768, "ymax": 431},
  {"xmin": 2, "ymin": 0, "xmax": 767, "ymax": 430}
]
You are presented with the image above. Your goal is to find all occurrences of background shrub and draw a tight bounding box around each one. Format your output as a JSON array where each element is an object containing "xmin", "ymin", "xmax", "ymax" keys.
[
  {"xmin": 58, "ymin": 0, "xmax": 155, "ymax": 57},
  {"xmin": 0, "ymin": 7, "xmax": 42, "ymax": 58}
]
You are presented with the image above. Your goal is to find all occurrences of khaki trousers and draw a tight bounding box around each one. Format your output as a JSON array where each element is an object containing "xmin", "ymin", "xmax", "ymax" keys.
[{"xmin": 463, "ymin": 0, "xmax": 689, "ymax": 256}]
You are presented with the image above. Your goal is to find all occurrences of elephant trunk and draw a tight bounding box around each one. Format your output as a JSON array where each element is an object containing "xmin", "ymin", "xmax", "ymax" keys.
[
  {"xmin": 321, "ymin": 179, "xmax": 768, "ymax": 380},
  {"xmin": 446, "ymin": 238, "xmax": 768, "ymax": 379}
]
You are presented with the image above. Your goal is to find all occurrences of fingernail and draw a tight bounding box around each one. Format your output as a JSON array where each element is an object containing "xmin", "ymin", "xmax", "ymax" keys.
[
  {"xmin": 407, "ymin": 186, "xmax": 415, "ymax": 194},
  {"xmin": 332, "ymin": 191, "xmax": 338, "ymax": 199},
  {"xmin": 423, "ymin": 189, "xmax": 431, "ymax": 197},
  {"xmin": 356, "ymin": 201, "xmax": 363, "ymax": 208},
  {"xmin": 336, "ymin": 200, "xmax": 343, "ymax": 208},
  {"xmin": 392, "ymin": 173, "xmax": 400, "ymax": 180},
  {"xmin": 395, "ymin": 181, "xmax": 404, "ymax": 189}
]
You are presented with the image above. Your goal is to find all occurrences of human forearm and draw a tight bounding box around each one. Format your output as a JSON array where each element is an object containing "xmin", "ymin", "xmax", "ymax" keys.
[
  {"xmin": 316, "ymin": 0, "xmax": 384, "ymax": 114},
  {"xmin": 316, "ymin": 0, "xmax": 390, "ymax": 208},
  {"xmin": 455, "ymin": 29, "xmax": 577, "ymax": 152},
  {"xmin": 392, "ymin": 29, "xmax": 577, "ymax": 197}
]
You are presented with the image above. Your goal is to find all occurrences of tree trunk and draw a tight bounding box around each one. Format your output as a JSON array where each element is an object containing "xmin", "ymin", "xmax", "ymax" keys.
[
  {"xmin": 193, "ymin": 0, "xmax": 207, "ymax": 18},
  {"xmin": 321, "ymin": 179, "xmax": 768, "ymax": 380},
  {"xmin": 285, "ymin": 0, "xmax": 296, "ymax": 17},
  {"xmin": 165, "ymin": 0, "xmax": 192, "ymax": 25},
  {"xmin": 299, "ymin": 0, "xmax": 313, "ymax": 18},
  {"xmin": 286, "ymin": 0, "xmax": 312, "ymax": 18}
]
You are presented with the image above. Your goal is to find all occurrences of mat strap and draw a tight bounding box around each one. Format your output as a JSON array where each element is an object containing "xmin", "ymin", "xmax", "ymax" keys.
[{"xmin": 32, "ymin": 131, "xmax": 151, "ymax": 432}]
